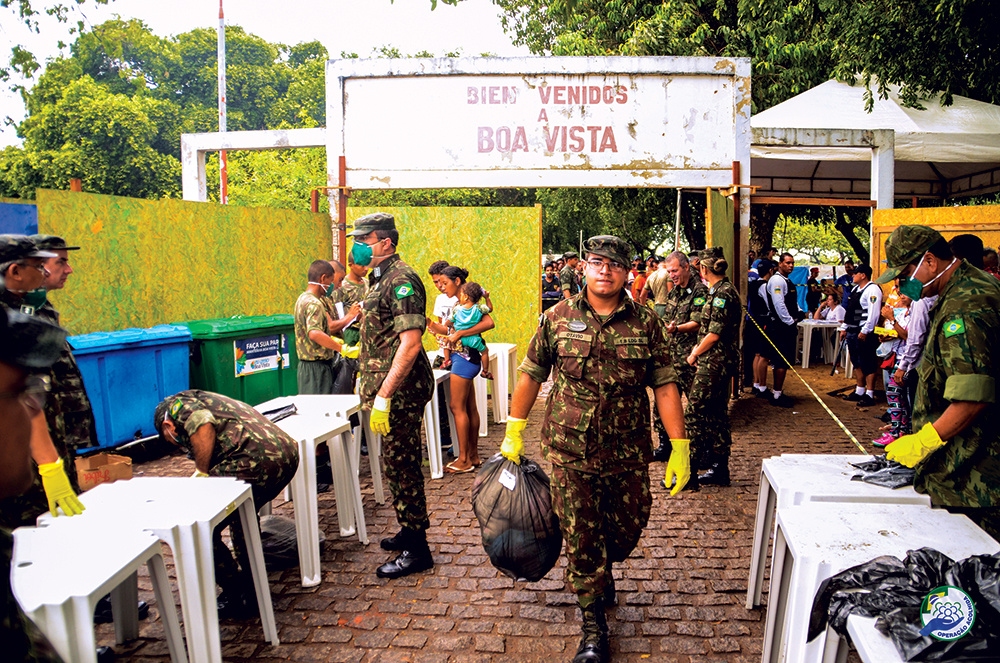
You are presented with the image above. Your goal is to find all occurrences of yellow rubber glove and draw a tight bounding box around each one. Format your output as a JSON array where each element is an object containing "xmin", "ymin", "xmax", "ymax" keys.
[
  {"xmin": 500, "ymin": 417, "xmax": 528, "ymax": 464},
  {"xmin": 371, "ymin": 395, "xmax": 391, "ymax": 436},
  {"xmin": 340, "ymin": 344, "xmax": 360, "ymax": 359},
  {"xmin": 192, "ymin": 469, "xmax": 210, "ymax": 478},
  {"xmin": 662, "ymin": 438, "xmax": 691, "ymax": 496},
  {"xmin": 38, "ymin": 459, "xmax": 86, "ymax": 516},
  {"xmin": 886, "ymin": 423, "xmax": 946, "ymax": 468}
]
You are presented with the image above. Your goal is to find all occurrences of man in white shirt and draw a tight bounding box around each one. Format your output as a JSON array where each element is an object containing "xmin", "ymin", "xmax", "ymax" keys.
[
  {"xmin": 765, "ymin": 253, "xmax": 803, "ymax": 408},
  {"xmin": 840, "ymin": 264, "xmax": 883, "ymax": 407}
]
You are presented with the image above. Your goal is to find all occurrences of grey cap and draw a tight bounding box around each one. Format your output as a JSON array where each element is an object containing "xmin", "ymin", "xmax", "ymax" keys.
[
  {"xmin": 0, "ymin": 234, "xmax": 58, "ymax": 262},
  {"xmin": 30, "ymin": 234, "xmax": 80, "ymax": 252},
  {"xmin": 347, "ymin": 213, "xmax": 396, "ymax": 237},
  {"xmin": 0, "ymin": 306, "xmax": 67, "ymax": 371}
]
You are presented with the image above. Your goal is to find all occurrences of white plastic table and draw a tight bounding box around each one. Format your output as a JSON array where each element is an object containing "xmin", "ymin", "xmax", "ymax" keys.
[
  {"xmin": 13, "ymin": 521, "xmax": 187, "ymax": 663},
  {"xmin": 748, "ymin": 454, "xmax": 933, "ymax": 610},
  {"xmin": 762, "ymin": 503, "xmax": 999, "ymax": 663},
  {"xmin": 424, "ymin": 368, "xmax": 458, "ymax": 478},
  {"xmin": 487, "ymin": 342, "xmax": 518, "ymax": 425},
  {"xmin": 38, "ymin": 477, "xmax": 278, "ymax": 663},
  {"xmin": 797, "ymin": 319, "xmax": 841, "ymax": 369},
  {"xmin": 845, "ymin": 615, "xmax": 904, "ymax": 663}
]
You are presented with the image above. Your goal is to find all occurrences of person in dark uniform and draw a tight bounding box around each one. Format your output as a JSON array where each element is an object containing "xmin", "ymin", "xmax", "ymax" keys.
[
  {"xmin": 154, "ymin": 390, "xmax": 299, "ymax": 615},
  {"xmin": 684, "ymin": 248, "xmax": 743, "ymax": 486},
  {"xmin": 747, "ymin": 259, "xmax": 777, "ymax": 398},
  {"xmin": 0, "ymin": 290, "xmax": 69, "ymax": 663},
  {"xmin": 765, "ymin": 253, "xmax": 803, "ymax": 408},
  {"xmin": 839, "ymin": 264, "xmax": 883, "ymax": 407},
  {"xmin": 350, "ymin": 213, "xmax": 436, "ymax": 579},
  {"xmin": 500, "ymin": 235, "xmax": 688, "ymax": 663}
]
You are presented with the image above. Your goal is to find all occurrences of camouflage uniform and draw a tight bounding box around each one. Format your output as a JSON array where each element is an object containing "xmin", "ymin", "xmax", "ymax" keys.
[
  {"xmin": 159, "ymin": 390, "xmax": 299, "ymax": 593},
  {"xmin": 520, "ymin": 280, "xmax": 676, "ymax": 604},
  {"xmin": 0, "ymin": 294, "xmax": 85, "ymax": 529},
  {"xmin": 359, "ymin": 254, "xmax": 434, "ymax": 532},
  {"xmin": 559, "ymin": 264, "xmax": 581, "ymax": 297},
  {"xmin": 910, "ymin": 261, "xmax": 1000, "ymax": 538},
  {"xmin": 294, "ymin": 290, "xmax": 339, "ymax": 394},
  {"xmin": 661, "ymin": 279, "xmax": 709, "ymax": 395},
  {"xmin": 687, "ymin": 277, "xmax": 742, "ymax": 473},
  {"xmin": 331, "ymin": 277, "xmax": 368, "ymax": 347}
]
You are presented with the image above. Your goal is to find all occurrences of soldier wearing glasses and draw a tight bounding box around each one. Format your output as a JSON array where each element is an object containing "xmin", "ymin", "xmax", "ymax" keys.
[{"xmin": 500, "ymin": 235, "xmax": 688, "ymax": 663}]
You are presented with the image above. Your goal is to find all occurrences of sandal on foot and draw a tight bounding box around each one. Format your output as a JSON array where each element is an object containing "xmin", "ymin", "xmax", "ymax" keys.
[
  {"xmin": 444, "ymin": 462, "xmax": 474, "ymax": 474},
  {"xmin": 480, "ymin": 370, "xmax": 494, "ymax": 380}
]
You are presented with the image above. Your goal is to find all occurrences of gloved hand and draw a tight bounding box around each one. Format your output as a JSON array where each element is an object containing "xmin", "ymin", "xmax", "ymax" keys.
[
  {"xmin": 192, "ymin": 469, "xmax": 210, "ymax": 478},
  {"xmin": 886, "ymin": 423, "xmax": 946, "ymax": 468},
  {"xmin": 371, "ymin": 395, "xmax": 391, "ymax": 436},
  {"xmin": 38, "ymin": 458, "xmax": 86, "ymax": 516},
  {"xmin": 500, "ymin": 417, "xmax": 528, "ymax": 464},
  {"xmin": 340, "ymin": 344, "xmax": 360, "ymax": 359},
  {"xmin": 662, "ymin": 438, "xmax": 691, "ymax": 496}
]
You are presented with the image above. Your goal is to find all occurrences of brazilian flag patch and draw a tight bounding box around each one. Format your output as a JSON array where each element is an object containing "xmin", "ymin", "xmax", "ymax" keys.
[
  {"xmin": 693, "ymin": 297, "xmax": 706, "ymax": 306},
  {"xmin": 944, "ymin": 318, "xmax": 965, "ymax": 338},
  {"xmin": 713, "ymin": 297, "xmax": 726, "ymax": 308},
  {"xmin": 170, "ymin": 400, "xmax": 183, "ymax": 417},
  {"xmin": 395, "ymin": 284, "xmax": 414, "ymax": 299}
]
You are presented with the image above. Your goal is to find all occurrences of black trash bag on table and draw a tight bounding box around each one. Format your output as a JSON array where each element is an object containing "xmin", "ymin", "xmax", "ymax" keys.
[
  {"xmin": 850, "ymin": 454, "xmax": 916, "ymax": 489},
  {"xmin": 471, "ymin": 453, "xmax": 562, "ymax": 582},
  {"xmin": 808, "ymin": 547, "xmax": 1000, "ymax": 661}
]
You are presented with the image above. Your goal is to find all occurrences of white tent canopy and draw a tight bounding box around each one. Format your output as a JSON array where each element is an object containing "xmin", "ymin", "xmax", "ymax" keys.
[{"xmin": 750, "ymin": 79, "xmax": 1000, "ymax": 201}]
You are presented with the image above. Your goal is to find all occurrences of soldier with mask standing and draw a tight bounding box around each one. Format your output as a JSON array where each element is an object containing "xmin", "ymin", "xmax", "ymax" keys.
[
  {"xmin": 499, "ymin": 235, "xmax": 688, "ymax": 663},
  {"xmin": 878, "ymin": 226, "xmax": 1000, "ymax": 540},
  {"xmin": 349, "ymin": 213, "xmax": 436, "ymax": 579}
]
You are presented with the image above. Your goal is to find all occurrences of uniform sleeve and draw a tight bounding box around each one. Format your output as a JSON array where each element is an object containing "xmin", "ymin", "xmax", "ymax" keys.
[
  {"xmin": 389, "ymin": 279, "xmax": 427, "ymax": 333},
  {"xmin": 940, "ymin": 312, "xmax": 996, "ymax": 404},
  {"xmin": 560, "ymin": 269, "xmax": 573, "ymax": 291},
  {"xmin": 861, "ymin": 285, "xmax": 882, "ymax": 335},
  {"xmin": 768, "ymin": 276, "xmax": 794, "ymax": 325},
  {"xmin": 182, "ymin": 409, "xmax": 218, "ymax": 438},
  {"xmin": 707, "ymin": 290, "xmax": 741, "ymax": 337},
  {"xmin": 302, "ymin": 300, "xmax": 327, "ymax": 336},
  {"xmin": 519, "ymin": 317, "xmax": 554, "ymax": 383},
  {"xmin": 648, "ymin": 314, "xmax": 677, "ymax": 387},
  {"xmin": 689, "ymin": 285, "xmax": 708, "ymax": 326}
]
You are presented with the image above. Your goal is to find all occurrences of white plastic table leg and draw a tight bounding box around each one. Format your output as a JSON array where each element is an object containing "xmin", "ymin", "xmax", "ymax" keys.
[
  {"xmin": 746, "ymin": 466, "xmax": 777, "ymax": 609},
  {"xmin": 147, "ymin": 552, "xmax": 189, "ymax": 663},
  {"xmin": 236, "ymin": 498, "xmax": 279, "ymax": 646},
  {"xmin": 801, "ymin": 326, "xmax": 813, "ymax": 369},
  {"xmin": 424, "ymin": 388, "xmax": 444, "ymax": 479},
  {"xmin": 110, "ymin": 570, "xmax": 140, "ymax": 643},
  {"xmin": 287, "ymin": 442, "xmax": 322, "ymax": 587},
  {"xmin": 327, "ymin": 432, "xmax": 357, "ymax": 538},
  {"xmin": 474, "ymin": 374, "xmax": 488, "ymax": 436},
  {"xmin": 361, "ymin": 410, "xmax": 386, "ymax": 505},
  {"xmin": 761, "ymin": 521, "xmax": 792, "ymax": 663},
  {"xmin": 336, "ymin": 427, "xmax": 368, "ymax": 544}
]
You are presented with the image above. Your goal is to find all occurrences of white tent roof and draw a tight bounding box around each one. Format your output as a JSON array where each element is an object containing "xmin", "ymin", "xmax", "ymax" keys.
[{"xmin": 750, "ymin": 79, "xmax": 1000, "ymax": 199}]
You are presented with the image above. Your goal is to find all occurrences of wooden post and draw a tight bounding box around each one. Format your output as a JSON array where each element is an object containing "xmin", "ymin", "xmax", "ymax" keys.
[
  {"xmin": 69, "ymin": 179, "xmax": 82, "ymax": 192},
  {"xmin": 338, "ymin": 156, "xmax": 348, "ymax": 267},
  {"xmin": 310, "ymin": 189, "xmax": 319, "ymax": 214}
]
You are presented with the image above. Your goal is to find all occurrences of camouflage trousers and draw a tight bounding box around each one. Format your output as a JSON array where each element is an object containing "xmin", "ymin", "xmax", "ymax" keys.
[
  {"xmin": 550, "ymin": 465, "xmax": 652, "ymax": 606},
  {"xmin": 212, "ymin": 446, "xmax": 299, "ymax": 595},
  {"xmin": 0, "ymin": 451, "xmax": 81, "ymax": 530},
  {"xmin": 381, "ymin": 405, "xmax": 431, "ymax": 533},
  {"xmin": 653, "ymin": 360, "xmax": 696, "ymax": 440},
  {"xmin": 686, "ymin": 369, "xmax": 733, "ymax": 473}
]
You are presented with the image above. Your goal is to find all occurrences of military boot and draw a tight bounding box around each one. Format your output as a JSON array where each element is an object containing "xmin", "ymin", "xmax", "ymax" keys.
[
  {"xmin": 572, "ymin": 600, "xmax": 609, "ymax": 663},
  {"xmin": 376, "ymin": 528, "xmax": 434, "ymax": 579},
  {"xmin": 698, "ymin": 460, "xmax": 730, "ymax": 486},
  {"xmin": 603, "ymin": 561, "xmax": 617, "ymax": 607}
]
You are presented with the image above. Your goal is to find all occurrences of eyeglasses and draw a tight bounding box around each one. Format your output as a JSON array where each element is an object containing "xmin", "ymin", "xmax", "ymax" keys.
[
  {"xmin": 18, "ymin": 261, "xmax": 46, "ymax": 274},
  {"xmin": 0, "ymin": 374, "xmax": 50, "ymax": 412},
  {"xmin": 585, "ymin": 258, "xmax": 627, "ymax": 274}
]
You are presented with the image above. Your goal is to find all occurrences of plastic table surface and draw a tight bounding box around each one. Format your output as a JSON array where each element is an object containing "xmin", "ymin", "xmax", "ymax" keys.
[
  {"xmin": 747, "ymin": 454, "xmax": 933, "ymax": 610},
  {"xmin": 13, "ymin": 520, "xmax": 187, "ymax": 663},
  {"xmin": 37, "ymin": 477, "xmax": 278, "ymax": 663},
  {"xmin": 762, "ymin": 502, "xmax": 999, "ymax": 663}
]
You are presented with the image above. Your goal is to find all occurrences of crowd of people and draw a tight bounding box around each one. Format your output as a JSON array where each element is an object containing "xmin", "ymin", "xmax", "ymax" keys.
[{"xmin": 2, "ymin": 216, "xmax": 999, "ymax": 663}]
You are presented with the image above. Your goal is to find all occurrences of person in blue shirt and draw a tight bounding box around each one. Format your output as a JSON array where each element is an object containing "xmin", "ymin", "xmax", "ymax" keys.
[{"xmin": 834, "ymin": 259, "xmax": 855, "ymax": 307}]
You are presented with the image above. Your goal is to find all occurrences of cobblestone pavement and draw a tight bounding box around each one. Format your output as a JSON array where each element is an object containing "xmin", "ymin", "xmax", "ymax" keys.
[{"xmin": 94, "ymin": 364, "xmax": 886, "ymax": 662}]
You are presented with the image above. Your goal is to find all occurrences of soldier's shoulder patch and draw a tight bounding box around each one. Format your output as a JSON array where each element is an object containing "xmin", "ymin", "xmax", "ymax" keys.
[
  {"xmin": 713, "ymin": 297, "xmax": 726, "ymax": 308},
  {"xmin": 170, "ymin": 399, "xmax": 183, "ymax": 417},
  {"xmin": 693, "ymin": 297, "xmax": 706, "ymax": 306},
  {"xmin": 773, "ymin": 288, "xmax": 782, "ymax": 294},
  {"xmin": 944, "ymin": 318, "xmax": 965, "ymax": 338},
  {"xmin": 394, "ymin": 283, "xmax": 414, "ymax": 299}
]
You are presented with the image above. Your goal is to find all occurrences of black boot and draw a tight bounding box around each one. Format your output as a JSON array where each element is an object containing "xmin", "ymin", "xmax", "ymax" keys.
[
  {"xmin": 603, "ymin": 562, "xmax": 617, "ymax": 607},
  {"xmin": 376, "ymin": 528, "xmax": 434, "ymax": 579},
  {"xmin": 572, "ymin": 600, "xmax": 609, "ymax": 663},
  {"xmin": 380, "ymin": 529, "xmax": 409, "ymax": 551},
  {"xmin": 652, "ymin": 429, "xmax": 670, "ymax": 462},
  {"xmin": 698, "ymin": 461, "xmax": 731, "ymax": 486},
  {"xmin": 666, "ymin": 472, "xmax": 699, "ymax": 492}
]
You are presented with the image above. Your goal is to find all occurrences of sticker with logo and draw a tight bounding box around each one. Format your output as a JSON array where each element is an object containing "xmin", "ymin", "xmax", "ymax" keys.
[
  {"xmin": 944, "ymin": 318, "xmax": 965, "ymax": 338},
  {"xmin": 713, "ymin": 297, "xmax": 726, "ymax": 308},
  {"xmin": 919, "ymin": 585, "xmax": 976, "ymax": 641},
  {"xmin": 693, "ymin": 297, "xmax": 706, "ymax": 306},
  {"xmin": 394, "ymin": 284, "xmax": 413, "ymax": 299}
]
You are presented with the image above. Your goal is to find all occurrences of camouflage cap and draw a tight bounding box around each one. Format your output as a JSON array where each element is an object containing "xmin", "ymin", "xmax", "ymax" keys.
[
  {"xmin": 583, "ymin": 235, "xmax": 631, "ymax": 267},
  {"xmin": 29, "ymin": 234, "xmax": 80, "ymax": 252},
  {"xmin": 562, "ymin": 251, "xmax": 579, "ymax": 260},
  {"xmin": 347, "ymin": 212, "xmax": 396, "ymax": 237},
  {"xmin": 696, "ymin": 246, "xmax": 725, "ymax": 261},
  {"xmin": 875, "ymin": 225, "xmax": 944, "ymax": 284},
  {"xmin": 0, "ymin": 234, "xmax": 58, "ymax": 262},
  {"xmin": 0, "ymin": 306, "xmax": 67, "ymax": 371}
]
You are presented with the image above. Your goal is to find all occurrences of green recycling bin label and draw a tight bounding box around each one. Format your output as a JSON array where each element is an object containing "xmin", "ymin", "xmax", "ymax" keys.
[{"xmin": 234, "ymin": 334, "xmax": 289, "ymax": 377}]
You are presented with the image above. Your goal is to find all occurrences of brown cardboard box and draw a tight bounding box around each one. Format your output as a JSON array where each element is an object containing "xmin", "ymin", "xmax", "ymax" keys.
[{"xmin": 75, "ymin": 453, "xmax": 132, "ymax": 491}]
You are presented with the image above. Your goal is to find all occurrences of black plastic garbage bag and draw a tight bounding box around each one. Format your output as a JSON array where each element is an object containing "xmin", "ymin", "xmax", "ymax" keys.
[
  {"xmin": 471, "ymin": 453, "xmax": 562, "ymax": 582},
  {"xmin": 808, "ymin": 547, "xmax": 1000, "ymax": 661},
  {"xmin": 259, "ymin": 514, "xmax": 321, "ymax": 571},
  {"xmin": 850, "ymin": 454, "xmax": 916, "ymax": 489},
  {"xmin": 260, "ymin": 403, "xmax": 297, "ymax": 423}
]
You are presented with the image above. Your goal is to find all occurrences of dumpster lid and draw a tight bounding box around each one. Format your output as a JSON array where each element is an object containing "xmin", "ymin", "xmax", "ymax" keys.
[
  {"xmin": 68, "ymin": 325, "xmax": 192, "ymax": 351},
  {"xmin": 173, "ymin": 315, "xmax": 294, "ymax": 338}
]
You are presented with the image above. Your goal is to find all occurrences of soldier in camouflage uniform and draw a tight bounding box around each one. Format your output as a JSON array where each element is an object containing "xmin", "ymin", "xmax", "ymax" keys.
[
  {"xmin": 500, "ymin": 235, "xmax": 689, "ymax": 663},
  {"xmin": 331, "ymin": 251, "xmax": 369, "ymax": 348},
  {"xmin": 350, "ymin": 213, "xmax": 435, "ymax": 579},
  {"xmin": 559, "ymin": 251, "xmax": 582, "ymax": 298},
  {"xmin": 0, "ymin": 235, "xmax": 86, "ymax": 530},
  {"xmin": 683, "ymin": 248, "xmax": 742, "ymax": 488},
  {"xmin": 1, "ymin": 286, "xmax": 68, "ymax": 663},
  {"xmin": 879, "ymin": 226, "xmax": 1000, "ymax": 540},
  {"xmin": 154, "ymin": 390, "xmax": 299, "ymax": 614},
  {"xmin": 295, "ymin": 259, "xmax": 348, "ymax": 394}
]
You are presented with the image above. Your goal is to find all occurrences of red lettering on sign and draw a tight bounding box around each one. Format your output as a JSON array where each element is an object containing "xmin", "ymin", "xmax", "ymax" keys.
[
  {"xmin": 495, "ymin": 126, "xmax": 511, "ymax": 151},
  {"xmin": 589, "ymin": 86, "xmax": 602, "ymax": 104},
  {"xmin": 599, "ymin": 127, "xmax": 618, "ymax": 152},
  {"xmin": 569, "ymin": 126, "xmax": 585, "ymax": 152},
  {"xmin": 544, "ymin": 126, "xmax": 559, "ymax": 152},
  {"xmin": 479, "ymin": 126, "xmax": 529, "ymax": 153},
  {"xmin": 512, "ymin": 126, "xmax": 528, "ymax": 151},
  {"xmin": 467, "ymin": 87, "xmax": 479, "ymax": 104},
  {"xmin": 567, "ymin": 86, "xmax": 581, "ymax": 104},
  {"xmin": 478, "ymin": 127, "xmax": 494, "ymax": 152},
  {"xmin": 503, "ymin": 87, "xmax": 518, "ymax": 104},
  {"xmin": 537, "ymin": 109, "xmax": 549, "ymax": 122},
  {"xmin": 586, "ymin": 126, "xmax": 601, "ymax": 151},
  {"xmin": 616, "ymin": 86, "xmax": 628, "ymax": 104},
  {"xmin": 538, "ymin": 87, "xmax": 552, "ymax": 104},
  {"xmin": 553, "ymin": 86, "xmax": 566, "ymax": 104},
  {"xmin": 489, "ymin": 86, "xmax": 501, "ymax": 104}
]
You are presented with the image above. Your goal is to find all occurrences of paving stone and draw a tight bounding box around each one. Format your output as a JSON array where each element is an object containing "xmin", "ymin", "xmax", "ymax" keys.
[{"xmin": 474, "ymin": 635, "xmax": 505, "ymax": 653}]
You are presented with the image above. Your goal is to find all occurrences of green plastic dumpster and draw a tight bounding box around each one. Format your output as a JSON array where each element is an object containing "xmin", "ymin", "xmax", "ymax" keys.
[{"xmin": 172, "ymin": 315, "xmax": 298, "ymax": 406}]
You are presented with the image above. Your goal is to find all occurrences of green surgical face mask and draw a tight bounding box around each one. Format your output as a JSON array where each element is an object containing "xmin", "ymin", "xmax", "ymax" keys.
[{"xmin": 22, "ymin": 288, "xmax": 47, "ymax": 309}]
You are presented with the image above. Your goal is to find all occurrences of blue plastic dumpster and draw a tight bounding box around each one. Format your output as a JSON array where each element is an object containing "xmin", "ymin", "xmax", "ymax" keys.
[{"xmin": 68, "ymin": 325, "xmax": 192, "ymax": 448}]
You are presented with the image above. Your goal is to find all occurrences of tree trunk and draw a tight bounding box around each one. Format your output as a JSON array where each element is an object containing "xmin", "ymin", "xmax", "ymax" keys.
[
  {"xmin": 749, "ymin": 204, "xmax": 781, "ymax": 255},
  {"xmin": 835, "ymin": 211, "xmax": 871, "ymax": 265}
]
